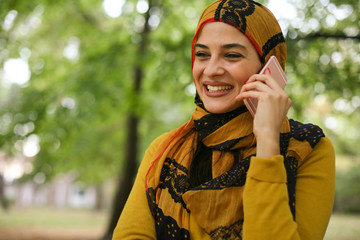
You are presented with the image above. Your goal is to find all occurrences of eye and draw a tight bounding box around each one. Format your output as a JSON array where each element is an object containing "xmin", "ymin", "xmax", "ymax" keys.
[
  {"xmin": 225, "ymin": 53, "xmax": 244, "ymax": 59},
  {"xmin": 194, "ymin": 51, "xmax": 210, "ymax": 58}
]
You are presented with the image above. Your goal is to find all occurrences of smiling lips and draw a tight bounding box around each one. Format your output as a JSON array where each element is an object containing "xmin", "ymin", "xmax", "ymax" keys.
[
  {"xmin": 205, "ymin": 84, "xmax": 234, "ymax": 94},
  {"xmin": 207, "ymin": 85, "xmax": 234, "ymax": 92}
]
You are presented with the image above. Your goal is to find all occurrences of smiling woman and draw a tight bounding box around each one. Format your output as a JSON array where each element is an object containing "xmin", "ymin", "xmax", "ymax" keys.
[
  {"xmin": 192, "ymin": 22, "xmax": 261, "ymax": 114},
  {"xmin": 112, "ymin": 0, "xmax": 335, "ymax": 239}
]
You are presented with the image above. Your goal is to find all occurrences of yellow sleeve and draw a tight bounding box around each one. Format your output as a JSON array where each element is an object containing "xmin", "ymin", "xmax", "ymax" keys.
[
  {"xmin": 243, "ymin": 137, "xmax": 335, "ymax": 240},
  {"xmin": 112, "ymin": 134, "xmax": 171, "ymax": 240}
]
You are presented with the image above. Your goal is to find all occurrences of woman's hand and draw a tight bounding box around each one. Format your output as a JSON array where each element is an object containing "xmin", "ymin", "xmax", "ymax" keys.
[{"xmin": 235, "ymin": 71, "xmax": 292, "ymax": 158}]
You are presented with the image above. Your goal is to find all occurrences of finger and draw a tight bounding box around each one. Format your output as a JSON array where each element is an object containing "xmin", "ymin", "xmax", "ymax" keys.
[
  {"xmin": 246, "ymin": 74, "xmax": 283, "ymax": 90},
  {"xmin": 287, "ymin": 98, "xmax": 293, "ymax": 110},
  {"xmin": 235, "ymin": 90, "xmax": 264, "ymax": 101},
  {"xmin": 238, "ymin": 87, "xmax": 290, "ymax": 107},
  {"xmin": 240, "ymin": 81, "xmax": 271, "ymax": 94}
]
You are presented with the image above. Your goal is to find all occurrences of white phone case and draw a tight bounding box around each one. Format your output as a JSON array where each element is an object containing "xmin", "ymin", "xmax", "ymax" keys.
[{"xmin": 244, "ymin": 56, "xmax": 287, "ymax": 116}]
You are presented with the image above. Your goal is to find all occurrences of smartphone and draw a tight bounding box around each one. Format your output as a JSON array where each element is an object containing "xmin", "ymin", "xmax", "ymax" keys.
[{"xmin": 244, "ymin": 55, "xmax": 288, "ymax": 116}]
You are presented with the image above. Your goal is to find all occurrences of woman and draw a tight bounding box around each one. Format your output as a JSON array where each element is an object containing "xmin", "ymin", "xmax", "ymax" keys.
[{"xmin": 113, "ymin": 0, "xmax": 335, "ymax": 239}]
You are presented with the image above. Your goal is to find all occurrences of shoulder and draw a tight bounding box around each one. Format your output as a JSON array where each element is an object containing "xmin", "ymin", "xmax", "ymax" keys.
[
  {"xmin": 297, "ymin": 136, "xmax": 335, "ymax": 186},
  {"xmin": 287, "ymin": 119, "xmax": 334, "ymax": 163},
  {"xmin": 289, "ymin": 118, "xmax": 335, "ymax": 170},
  {"xmin": 146, "ymin": 128, "xmax": 182, "ymax": 156},
  {"xmin": 311, "ymin": 136, "xmax": 335, "ymax": 159},
  {"xmin": 136, "ymin": 128, "xmax": 182, "ymax": 178},
  {"xmin": 142, "ymin": 125, "xmax": 187, "ymax": 167},
  {"xmin": 288, "ymin": 119, "xmax": 325, "ymax": 148}
]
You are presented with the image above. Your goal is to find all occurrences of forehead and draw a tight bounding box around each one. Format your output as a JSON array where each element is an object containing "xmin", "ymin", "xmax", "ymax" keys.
[{"xmin": 196, "ymin": 22, "xmax": 250, "ymax": 46}]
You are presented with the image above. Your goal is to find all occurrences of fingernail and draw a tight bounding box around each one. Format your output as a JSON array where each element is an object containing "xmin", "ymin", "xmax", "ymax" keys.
[{"xmin": 267, "ymin": 67, "xmax": 271, "ymax": 74}]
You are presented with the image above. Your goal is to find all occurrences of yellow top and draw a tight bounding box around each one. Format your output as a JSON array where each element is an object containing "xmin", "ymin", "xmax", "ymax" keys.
[{"xmin": 113, "ymin": 134, "xmax": 335, "ymax": 240}]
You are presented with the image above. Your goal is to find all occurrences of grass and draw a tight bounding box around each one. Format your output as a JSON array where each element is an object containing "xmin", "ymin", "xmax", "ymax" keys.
[
  {"xmin": 0, "ymin": 207, "xmax": 107, "ymax": 228},
  {"xmin": 0, "ymin": 207, "xmax": 108, "ymax": 240},
  {"xmin": 0, "ymin": 207, "xmax": 360, "ymax": 239}
]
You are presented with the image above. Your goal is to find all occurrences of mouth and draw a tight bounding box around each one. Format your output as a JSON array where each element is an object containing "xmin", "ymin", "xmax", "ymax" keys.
[{"xmin": 206, "ymin": 84, "xmax": 234, "ymax": 93}]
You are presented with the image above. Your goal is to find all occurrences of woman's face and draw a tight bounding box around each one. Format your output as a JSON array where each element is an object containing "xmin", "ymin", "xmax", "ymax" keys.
[{"xmin": 192, "ymin": 22, "xmax": 261, "ymax": 114}]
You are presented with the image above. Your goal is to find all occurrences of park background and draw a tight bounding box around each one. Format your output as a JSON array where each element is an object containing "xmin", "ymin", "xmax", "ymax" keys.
[{"xmin": 0, "ymin": 0, "xmax": 359, "ymax": 239}]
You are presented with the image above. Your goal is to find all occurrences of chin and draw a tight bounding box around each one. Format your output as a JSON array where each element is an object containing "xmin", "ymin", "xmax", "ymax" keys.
[{"xmin": 204, "ymin": 104, "xmax": 238, "ymax": 114}]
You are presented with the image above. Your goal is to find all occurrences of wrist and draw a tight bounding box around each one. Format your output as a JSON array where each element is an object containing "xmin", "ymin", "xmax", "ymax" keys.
[{"xmin": 255, "ymin": 132, "xmax": 280, "ymax": 158}]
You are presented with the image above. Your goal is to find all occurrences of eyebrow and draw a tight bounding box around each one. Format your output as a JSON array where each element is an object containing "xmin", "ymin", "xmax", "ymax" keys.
[{"xmin": 194, "ymin": 43, "xmax": 247, "ymax": 51}]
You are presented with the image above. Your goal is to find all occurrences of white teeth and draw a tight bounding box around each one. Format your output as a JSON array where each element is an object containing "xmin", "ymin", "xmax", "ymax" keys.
[{"xmin": 207, "ymin": 85, "xmax": 233, "ymax": 92}]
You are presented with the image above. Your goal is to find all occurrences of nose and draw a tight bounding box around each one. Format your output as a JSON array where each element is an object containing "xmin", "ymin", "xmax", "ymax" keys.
[{"xmin": 203, "ymin": 56, "xmax": 225, "ymax": 77}]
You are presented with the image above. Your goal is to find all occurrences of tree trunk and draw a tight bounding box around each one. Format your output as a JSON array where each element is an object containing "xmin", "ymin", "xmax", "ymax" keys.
[
  {"xmin": 0, "ymin": 174, "xmax": 9, "ymax": 211},
  {"xmin": 102, "ymin": 3, "xmax": 152, "ymax": 239},
  {"xmin": 94, "ymin": 184, "xmax": 104, "ymax": 211},
  {"xmin": 102, "ymin": 115, "xmax": 139, "ymax": 240}
]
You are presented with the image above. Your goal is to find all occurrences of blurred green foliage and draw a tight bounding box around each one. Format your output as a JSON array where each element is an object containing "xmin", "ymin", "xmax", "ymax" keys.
[
  {"xmin": 335, "ymin": 166, "xmax": 360, "ymax": 213},
  {"xmin": 0, "ymin": 0, "xmax": 359, "ymax": 196}
]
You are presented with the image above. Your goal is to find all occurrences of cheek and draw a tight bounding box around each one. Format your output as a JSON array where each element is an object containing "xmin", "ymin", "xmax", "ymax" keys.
[
  {"xmin": 192, "ymin": 68, "xmax": 200, "ymax": 92},
  {"xmin": 231, "ymin": 67, "xmax": 251, "ymax": 85},
  {"xmin": 192, "ymin": 63, "xmax": 201, "ymax": 82},
  {"xmin": 232, "ymin": 63, "xmax": 260, "ymax": 85}
]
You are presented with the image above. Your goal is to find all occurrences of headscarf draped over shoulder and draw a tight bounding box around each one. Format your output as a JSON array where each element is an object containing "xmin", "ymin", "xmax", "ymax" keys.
[{"xmin": 191, "ymin": 0, "xmax": 287, "ymax": 70}]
